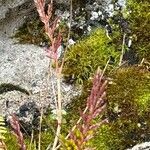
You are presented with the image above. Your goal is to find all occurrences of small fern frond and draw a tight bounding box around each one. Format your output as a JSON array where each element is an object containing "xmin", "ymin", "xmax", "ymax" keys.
[
  {"xmin": 0, "ymin": 116, "xmax": 7, "ymax": 140},
  {"xmin": 0, "ymin": 116, "xmax": 7, "ymax": 150}
]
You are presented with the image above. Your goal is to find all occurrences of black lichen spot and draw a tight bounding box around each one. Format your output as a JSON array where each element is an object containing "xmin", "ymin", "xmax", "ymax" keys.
[{"xmin": 0, "ymin": 83, "xmax": 30, "ymax": 95}]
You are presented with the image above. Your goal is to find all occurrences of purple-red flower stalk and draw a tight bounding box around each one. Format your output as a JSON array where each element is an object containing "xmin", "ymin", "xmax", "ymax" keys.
[
  {"xmin": 34, "ymin": 1, "xmax": 63, "ymax": 149},
  {"xmin": 34, "ymin": 0, "xmax": 62, "ymax": 67},
  {"xmin": 9, "ymin": 114, "xmax": 26, "ymax": 150},
  {"xmin": 69, "ymin": 69, "xmax": 108, "ymax": 149}
]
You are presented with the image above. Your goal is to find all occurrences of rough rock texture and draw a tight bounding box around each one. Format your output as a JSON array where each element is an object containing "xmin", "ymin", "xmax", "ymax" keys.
[
  {"xmin": 127, "ymin": 142, "xmax": 150, "ymax": 150},
  {"xmin": 0, "ymin": 0, "xmax": 70, "ymax": 35},
  {"xmin": 0, "ymin": 36, "xmax": 80, "ymax": 111},
  {"xmin": 0, "ymin": 0, "xmax": 36, "ymax": 35},
  {"xmin": 0, "ymin": 35, "xmax": 80, "ymax": 132},
  {"xmin": 0, "ymin": 0, "xmax": 30, "ymax": 20}
]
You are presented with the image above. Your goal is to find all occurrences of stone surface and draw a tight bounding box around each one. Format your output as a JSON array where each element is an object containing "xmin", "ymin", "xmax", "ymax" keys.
[
  {"xmin": 0, "ymin": 36, "xmax": 80, "ymax": 133},
  {"xmin": 0, "ymin": 0, "xmax": 35, "ymax": 35},
  {"xmin": 0, "ymin": 36, "xmax": 80, "ymax": 115},
  {"xmin": 127, "ymin": 142, "xmax": 150, "ymax": 150}
]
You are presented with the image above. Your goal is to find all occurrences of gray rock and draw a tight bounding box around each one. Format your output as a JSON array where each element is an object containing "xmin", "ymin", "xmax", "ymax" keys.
[
  {"xmin": 127, "ymin": 142, "xmax": 150, "ymax": 150},
  {"xmin": 0, "ymin": 33, "xmax": 78, "ymax": 134},
  {"xmin": 0, "ymin": 0, "xmax": 70, "ymax": 36},
  {"xmin": 0, "ymin": 0, "xmax": 35, "ymax": 35},
  {"xmin": 0, "ymin": 35, "xmax": 80, "ymax": 129}
]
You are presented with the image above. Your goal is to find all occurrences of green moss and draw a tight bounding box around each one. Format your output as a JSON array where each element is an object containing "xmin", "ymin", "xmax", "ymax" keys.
[
  {"xmin": 136, "ymin": 89, "xmax": 150, "ymax": 114},
  {"xmin": 91, "ymin": 124, "xmax": 123, "ymax": 150},
  {"xmin": 4, "ymin": 125, "xmax": 64, "ymax": 150},
  {"xmin": 65, "ymin": 80, "xmax": 92, "ymax": 124},
  {"xmin": 13, "ymin": 18, "xmax": 69, "ymax": 46},
  {"xmin": 4, "ymin": 67, "xmax": 149, "ymax": 150},
  {"xmin": 13, "ymin": 18, "xmax": 50, "ymax": 45},
  {"xmin": 5, "ymin": 129, "xmax": 20, "ymax": 150},
  {"xmin": 90, "ymin": 67, "xmax": 150, "ymax": 150},
  {"xmin": 25, "ymin": 138, "xmax": 36, "ymax": 150},
  {"xmin": 39, "ymin": 131, "xmax": 54, "ymax": 150},
  {"xmin": 4, "ymin": 116, "xmax": 55, "ymax": 150},
  {"xmin": 126, "ymin": 0, "xmax": 150, "ymax": 60},
  {"xmin": 72, "ymin": 0, "xmax": 86, "ymax": 9},
  {"xmin": 63, "ymin": 28, "xmax": 120, "ymax": 84},
  {"xmin": 107, "ymin": 67, "xmax": 150, "ymax": 116},
  {"xmin": 65, "ymin": 66, "xmax": 150, "ymax": 150}
]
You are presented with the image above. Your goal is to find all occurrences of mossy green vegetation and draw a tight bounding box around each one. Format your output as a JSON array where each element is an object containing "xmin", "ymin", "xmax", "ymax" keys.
[
  {"xmin": 66, "ymin": 80, "xmax": 92, "ymax": 123},
  {"xmin": 4, "ymin": 116, "xmax": 55, "ymax": 150},
  {"xmin": 5, "ymin": 129, "xmax": 36, "ymax": 150},
  {"xmin": 0, "ymin": 116, "xmax": 7, "ymax": 140},
  {"xmin": 13, "ymin": 18, "xmax": 49, "ymax": 45},
  {"xmin": 107, "ymin": 67, "xmax": 150, "ymax": 116},
  {"xmin": 63, "ymin": 28, "xmax": 120, "ymax": 84},
  {"xmin": 90, "ymin": 67, "xmax": 150, "ymax": 150},
  {"xmin": 3, "ymin": 109, "xmax": 72, "ymax": 150},
  {"xmin": 38, "ymin": 130, "xmax": 54, "ymax": 150},
  {"xmin": 5, "ymin": 129, "xmax": 21, "ymax": 150},
  {"xmin": 126, "ymin": 0, "xmax": 150, "ymax": 61},
  {"xmin": 72, "ymin": 0, "xmax": 87, "ymax": 9},
  {"xmin": 64, "ymin": 66, "xmax": 150, "ymax": 150},
  {"xmin": 13, "ymin": 18, "xmax": 69, "ymax": 46}
]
